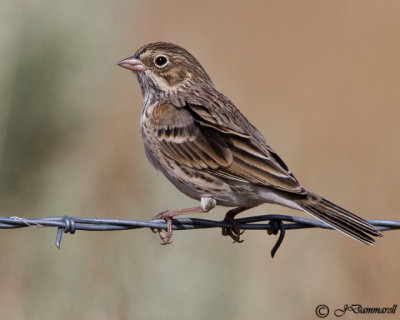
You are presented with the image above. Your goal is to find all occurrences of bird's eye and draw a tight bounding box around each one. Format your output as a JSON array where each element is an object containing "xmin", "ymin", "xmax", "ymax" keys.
[{"xmin": 154, "ymin": 55, "xmax": 169, "ymax": 68}]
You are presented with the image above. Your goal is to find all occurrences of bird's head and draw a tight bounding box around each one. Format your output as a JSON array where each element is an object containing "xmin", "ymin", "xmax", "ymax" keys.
[{"xmin": 118, "ymin": 42, "xmax": 213, "ymax": 99}]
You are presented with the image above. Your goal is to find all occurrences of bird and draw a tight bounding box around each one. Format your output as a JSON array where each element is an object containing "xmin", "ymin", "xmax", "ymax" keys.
[{"xmin": 117, "ymin": 42, "xmax": 382, "ymax": 245}]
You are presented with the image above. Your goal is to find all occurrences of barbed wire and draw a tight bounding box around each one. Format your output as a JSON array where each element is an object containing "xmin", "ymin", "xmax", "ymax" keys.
[{"xmin": 0, "ymin": 215, "xmax": 398, "ymax": 257}]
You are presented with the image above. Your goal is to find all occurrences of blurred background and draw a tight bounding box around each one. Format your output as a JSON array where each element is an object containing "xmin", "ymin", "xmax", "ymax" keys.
[{"xmin": 1, "ymin": 0, "xmax": 399, "ymax": 319}]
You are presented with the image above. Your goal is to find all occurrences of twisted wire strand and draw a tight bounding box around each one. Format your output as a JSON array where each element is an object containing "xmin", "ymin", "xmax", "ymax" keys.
[{"xmin": 0, "ymin": 215, "xmax": 397, "ymax": 257}]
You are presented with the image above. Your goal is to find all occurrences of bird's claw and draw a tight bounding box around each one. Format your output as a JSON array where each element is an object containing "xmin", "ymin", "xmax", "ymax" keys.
[
  {"xmin": 158, "ymin": 229, "xmax": 172, "ymax": 245},
  {"xmin": 222, "ymin": 217, "xmax": 244, "ymax": 243},
  {"xmin": 152, "ymin": 210, "xmax": 174, "ymax": 245}
]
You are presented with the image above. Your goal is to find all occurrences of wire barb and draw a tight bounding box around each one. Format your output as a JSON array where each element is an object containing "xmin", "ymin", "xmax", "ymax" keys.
[
  {"xmin": 267, "ymin": 219, "xmax": 286, "ymax": 258},
  {"xmin": 0, "ymin": 215, "xmax": 398, "ymax": 255},
  {"xmin": 56, "ymin": 216, "xmax": 76, "ymax": 249}
]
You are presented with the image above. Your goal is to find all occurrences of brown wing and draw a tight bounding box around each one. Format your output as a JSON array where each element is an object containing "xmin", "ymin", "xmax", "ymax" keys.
[
  {"xmin": 153, "ymin": 103, "xmax": 232, "ymax": 170},
  {"xmin": 153, "ymin": 102, "xmax": 304, "ymax": 194}
]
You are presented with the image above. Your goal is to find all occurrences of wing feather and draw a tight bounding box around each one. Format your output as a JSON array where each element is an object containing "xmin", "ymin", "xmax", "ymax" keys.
[{"xmin": 151, "ymin": 101, "xmax": 304, "ymax": 194}]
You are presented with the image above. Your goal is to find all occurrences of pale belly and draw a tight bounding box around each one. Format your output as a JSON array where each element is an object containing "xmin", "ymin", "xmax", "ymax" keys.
[{"xmin": 152, "ymin": 153, "xmax": 301, "ymax": 210}]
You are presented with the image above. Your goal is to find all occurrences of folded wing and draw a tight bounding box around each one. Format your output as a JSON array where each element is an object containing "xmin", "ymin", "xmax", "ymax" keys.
[{"xmin": 153, "ymin": 102, "xmax": 304, "ymax": 194}]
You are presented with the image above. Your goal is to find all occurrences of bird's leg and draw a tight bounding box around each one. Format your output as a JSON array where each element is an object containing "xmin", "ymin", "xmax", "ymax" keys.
[
  {"xmin": 153, "ymin": 207, "xmax": 204, "ymax": 244},
  {"xmin": 222, "ymin": 207, "xmax": 251, "ymax": 243},
  {"xmin": 152, "ymin": 197, "xmax": 216, "ymax": 245}
]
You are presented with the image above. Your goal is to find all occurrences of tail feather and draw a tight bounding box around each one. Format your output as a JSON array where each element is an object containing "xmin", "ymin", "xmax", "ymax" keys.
[{"xmin": 298, "ymin": 193, "xmax": 383, "ymax": 245}]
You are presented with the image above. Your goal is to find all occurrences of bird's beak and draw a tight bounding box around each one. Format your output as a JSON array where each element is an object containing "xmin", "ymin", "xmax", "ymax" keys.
[{"xmin": 117, "ymin": 56, "xmax": 146, "ymax": 71}]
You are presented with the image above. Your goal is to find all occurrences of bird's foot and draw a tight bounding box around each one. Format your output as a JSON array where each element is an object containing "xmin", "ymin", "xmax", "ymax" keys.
[
  {"xmin": 152, "ymin": 210, "xmax": 174, "ymax": 245},
  {"xmin": 222, "ymin": 210, "xmax": 245, "ymax": 243},
  {"xmin": 151, "ymin": 206, "xmax": 206, "ymax": 245}
]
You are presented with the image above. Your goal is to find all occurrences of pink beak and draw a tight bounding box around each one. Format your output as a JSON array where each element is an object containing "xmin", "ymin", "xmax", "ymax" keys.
[{"xmin": 117, "ymin": 57, "xmax": 146, "ymax": 71}]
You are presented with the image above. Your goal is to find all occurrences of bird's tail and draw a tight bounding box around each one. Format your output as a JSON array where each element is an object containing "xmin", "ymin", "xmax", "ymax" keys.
[{"xmin": 297, "ymin": 192, "xmax": 383, "ymax": 245}]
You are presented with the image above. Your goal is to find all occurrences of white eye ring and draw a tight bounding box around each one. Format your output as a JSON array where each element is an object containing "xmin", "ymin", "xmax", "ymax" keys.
[{"xmin": 153, "ymin": 55, "xmax": 169, "ymax": 68}]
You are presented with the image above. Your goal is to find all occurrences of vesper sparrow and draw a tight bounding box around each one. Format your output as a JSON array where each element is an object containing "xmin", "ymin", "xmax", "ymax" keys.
[{"xmin": 118, "ymin": 42, "xmax": 382, "ymax": 245}]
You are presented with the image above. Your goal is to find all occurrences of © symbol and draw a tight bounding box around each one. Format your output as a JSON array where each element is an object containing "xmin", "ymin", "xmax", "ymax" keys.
[{"xmin": 315, "ymin": 304, "xmax": 329, "ymax": 318}]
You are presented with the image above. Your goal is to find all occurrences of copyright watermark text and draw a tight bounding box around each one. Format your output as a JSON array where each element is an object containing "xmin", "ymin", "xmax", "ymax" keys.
[{"xmin": 315, "ymin": 304, "xmax": 397, "ymax": 318}]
